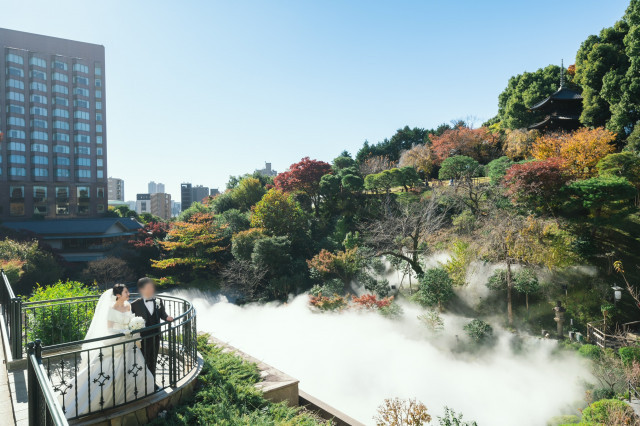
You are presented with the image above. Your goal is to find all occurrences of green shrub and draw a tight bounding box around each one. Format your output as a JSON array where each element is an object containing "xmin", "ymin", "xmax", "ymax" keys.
[
  {"xmin": 0, "ymin": 238, "xmax": 62, "ymax": 294},
  {"xmin": 581, "ymin": 399, "xmax": 635, "ymax": 424},
  {"xmin": 619, "ymin": 346, "xmax": 640, "ymax": 365},
  {"xmin": 578, "ymin": 344, "xmax": 602, "ymax": 360},
  {"xmin": 25, "ymin": 280, "xmax": 100, "ymax": 346},
  {"xmin": 464, "ymin": 319, "xmax": 494, "ymax": 344},
  {"xmin": 151, "ymin": 336, "xmax": 324, "ymax": 425},
  {"xmin": 413, "ymin": 268, "xmax": 454, "ymax": 310},
  {"xmin": 546, "ymin": 414, "xmax": 579, "ymax": 425},
  {"xmin": 590, "ymin": 388, "xmax": 615, "ymax": 402}
]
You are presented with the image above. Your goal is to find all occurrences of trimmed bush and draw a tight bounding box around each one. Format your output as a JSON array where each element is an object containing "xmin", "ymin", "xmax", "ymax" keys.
[
  {"xmin": 581, "ymin": 399, "xmax": 635, "ymax": 424},
  {"xmin": 546, "ymin": 414, "xmax": 579, "ymax": 425},
  {"xmin": 578, "ymin": 344, "xmax": 602, "ymax": 360},
  {"xmin": 619, "ymin": 346, "xmax": 640, "ymax": 365}
]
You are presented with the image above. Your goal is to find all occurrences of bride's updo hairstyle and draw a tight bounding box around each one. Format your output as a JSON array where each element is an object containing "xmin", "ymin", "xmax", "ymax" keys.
[{"xmin": 112, "ymin": 283, "xmax": 126, "ymax": 299}]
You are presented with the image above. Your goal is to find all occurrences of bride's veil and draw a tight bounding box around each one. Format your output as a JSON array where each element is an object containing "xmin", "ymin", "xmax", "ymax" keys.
[{"xmin": 81, "ymin": 288, "xmax": 116, "ymax": 361}]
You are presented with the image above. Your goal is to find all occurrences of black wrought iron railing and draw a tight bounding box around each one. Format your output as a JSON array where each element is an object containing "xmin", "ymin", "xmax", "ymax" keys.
[{"xmin": 0, "ymin": 272, "xmax": 199, "ymax": 425}]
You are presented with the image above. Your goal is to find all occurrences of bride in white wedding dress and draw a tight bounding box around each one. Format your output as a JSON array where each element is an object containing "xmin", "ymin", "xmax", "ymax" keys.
[{"xmin": 59, "ymin": 284, "xmax": 155, "ymax": 418}]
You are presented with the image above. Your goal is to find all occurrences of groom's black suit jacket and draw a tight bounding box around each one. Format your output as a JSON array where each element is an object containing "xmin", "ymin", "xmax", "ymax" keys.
[{"xmin": 130, "ymin": 298, "xmax": 169, "ymax": 375}]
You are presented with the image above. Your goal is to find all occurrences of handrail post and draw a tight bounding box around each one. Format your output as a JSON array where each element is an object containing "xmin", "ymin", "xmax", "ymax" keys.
[
  {"xmin": 11, "ymin": 296, "xmax": 23, "ymax": 359},
  {"xmin": 168, "ymin": 322, "xmax": 177, "ymax": 387},
  {"xmin": 27, "ymin": 340, "xmax": 41, "ymax": 425}
]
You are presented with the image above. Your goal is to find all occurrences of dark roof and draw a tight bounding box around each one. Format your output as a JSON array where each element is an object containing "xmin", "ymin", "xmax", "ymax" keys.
[
  {"xmin": 529, "ymin": 115, "xmax": 582, "ymax": 130},
  {"xmin": 1, "ymin": 217, "xmax": 143, "ymax": 236},
  {"xmin": 529, "ymin": 85, "xmax": 583, "ymax": 110}
]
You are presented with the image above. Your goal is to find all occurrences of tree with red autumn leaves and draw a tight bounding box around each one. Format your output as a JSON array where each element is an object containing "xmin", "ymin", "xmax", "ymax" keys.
[
  {"xmin": 274, "ymin": 157, "xmax": 332, "ymax": 215},
  {"xmin": 503, "ymin": 158, "xmax": 569, "ymax": 215},
  {"xmin": 431, "ymin": 126, "xmax": 500, "ymax": 164}
]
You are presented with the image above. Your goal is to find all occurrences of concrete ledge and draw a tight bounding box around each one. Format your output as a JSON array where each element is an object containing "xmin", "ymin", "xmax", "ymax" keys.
[
  {"xmin": 207, "ymin": 336, "xmax": 299, "ymax": 406},
  {"xmin": 299, "ymin": 389, "xmax": 365, "ymax": 426}
]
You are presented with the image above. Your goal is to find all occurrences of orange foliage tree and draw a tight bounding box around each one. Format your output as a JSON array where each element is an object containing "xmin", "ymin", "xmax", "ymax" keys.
[
  {"xmin": 431, "ymin": 126, "xmax": 500, "ymax": 164},
  {"xmin": 152, "ymin": 212, "xmax": 228, "ymax": 281},
  {"xmin": 532, "ymin": 127, "xmax": 616, "ymax": 179},
  {"xmin": 307, "ymin": 247, "xmax": 362, "ymax": 288}
]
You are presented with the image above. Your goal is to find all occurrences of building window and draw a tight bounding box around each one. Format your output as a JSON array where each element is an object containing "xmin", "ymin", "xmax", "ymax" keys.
[
  {"xmin": 56, "ymin": 187, "xmax": 70, "ymax": 215},
  {"xmin": 30, "ymin": 70, "xmax": 46, "ymax": 80},
  {"xmin": 6, "ymin": 53, "xmax": 24, "ymax": 64},
  {"xmin": 97, "ymin": 170, "xmax": 104, "ymax": 179},
  {"xmin": 30, "ymin": 57, "xmax": 46, "ymax": 68},
  {"xmin": 9, "ymin": 186, "xmax": 25, "ymax": 216},
  {"xmin": 95, "ymin": 79, "xmax": 102, "ymax": 87},
  {"xmin": 95, "ymin": 90, "xmax": 102, "ymax": 99},
  {"xmin": 95, "ymin": 101, "xmax": 102, "ymax": 110},
  {"xmin": 8, "ymin": 117, "xmax": 25, "ymax": 126},
  {"xmin": 30, "ymin": 107, "xmax": 47, "ymax": 116},
  {"xmin": 52, "ymin": 84, "xmax": 68, "ymax": 94},
  {"xmin": 7, "ymin": 129, "xmax": 26, "ymax": 139},
  {"xmin": 73, "ymin": 63, "xmax": 89, "ymax": 73},
  {"xmin": 73, "ymin": 87, "xmax": 89, "ymax": 97},
  {"xmin": 32, "ymin": 155, "xmax": 48, "ymax": 165},
  {"xmin": 30, "ymin": 81, "xmax": 47, "ymax": 92},
  {"xmin": 74, "ymin": 111, "xmax": 89, "ymax": 120},
  {"xmin": 55, "ymin": 169, "xmax": 70, "ymax": 178},
  {"xmin": 54, "ymin": 156, "xmax": 70, "ymax": 166},
  {"xmin": 75, "ymin": 146, "xmax": 91, "ymax": 155},
  {"xmin": 52, "ymin": 72, "xmax": 68, "ymax": 82},
  {"xmin": 33, "ymin": 186, "xmax": 47, "ymax": 215},
  {"xmin": 97, "ymin": 159, "xmax": 103, "ymax": 167},
  {"xmin": 53, "ymin": 133, "xmax": 70, "ymax": 142},
  {"xmin": 8, "ymin": 67, "xmax": 24, "ymax": 77},
  {"xmin": 75, "ymin": 157, "xmax": 91, "ymax": 166},
  {"xmin": 9, "ymin": 167, "xmax": 26, "ymax": 177},
  {"xmin": 74, "ymin": 99, "xmax": 89, "ymax": 109},
  {"xmin": 77, "ymin": 186, "xmax": 90, "ymax": 214},
  {"xmin": 31, "ymin": 144, "xmax": 48, "ymax": 153},
  {"xmin": 94, "ymin": 65, "xmax": 102, "ymax": 75},
  {"xmin": 54, "ymin": 145, "xmax": 70, "ymax": 154},
  {"xmin": 30, "ymin": 119, "xmax": 47, "ymax": 129},
  {"xmin": 74, "ymin": 76, "xmax": 89, "ymax": 86},
  {"xmin": 8, "ymin": 142, "xmax": 25, "ymax": 151},
  {"xmin": 97, "ymin": 187, "xmax": 105, "ymax": 198},
  {"xmin": 76, "ymin": 170, "xmax": 91, "ymax": 178},
  {"xmin": 53, "ymin": 60, "xmax": 68, "ymax": 71},
  {"xmin": 96, "ymin": 113, "xmax": 103, "ymax": 121},
  {"xmin": 9, "ymin": 155, "xmax": 26, "ymax": 164},
  {"xmin": 30, "ymin": 94, "xmax": 47, "ymax": 104},
  {"xmin": 74, "ymin": 122, "xmax": 90, "ymax": 132},
  {"xmin": 7, "ymin": 105, "xmax": 25, "ymax": 115},
  {"xmin": 32, "ymin": 168, "xmax": 48, "ymax": 177},
  {"xmin": 53, "ymin": 120, "xmax": 70, "ymax": 130},
  {"xmin": 31, "ymin": 131, "xmax": 48, "ymax": 140},
  {"xmin": 74, "ymin": 134, "xmax": 90, "ymax": 144},
  {"xmin": 6, "ymin": 92, "xmax": 25, "ymax": 102},
  {"xmin": 96, "ymin": 136, "xmax": 103, "ymax": 144},
  {"xmin": 96, "ymin": 148, "xmax": 103, "ymax": 155},
  {"xmin": 53, "ymin": 109, "xmax": 69, "ymax": 118},
  {"xmin": 96, "ymin": 124, "xmax": 103, "ymax": 132},
  {"xmin": 7, "ymin": 79, "xmax": 24, "ymax": 89},
  {"xmin": 97, "ymin": 204, "xmax": 105, "ymax": 213},
  {"xmin": 53, "ymin": 97, "xmax": 69, "ymax": 106}
]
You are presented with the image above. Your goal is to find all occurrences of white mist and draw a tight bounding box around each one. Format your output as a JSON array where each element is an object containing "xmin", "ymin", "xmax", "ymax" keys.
[{"xmin": 176, "ymin": 290, "xmax": 589, "ymax": 426}]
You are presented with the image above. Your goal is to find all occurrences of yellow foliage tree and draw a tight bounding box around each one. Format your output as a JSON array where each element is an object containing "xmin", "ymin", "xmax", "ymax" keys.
[
  {"xmin": 398, "ymin": 144, "xmax": 434, "ymax": 175},
  {"xmin": 532, "ymin": 127, "xmax": 616, "ymax": 179}
]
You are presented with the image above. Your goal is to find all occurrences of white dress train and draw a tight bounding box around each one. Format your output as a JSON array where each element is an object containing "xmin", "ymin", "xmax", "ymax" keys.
[{"xmin": 58, "ymin": 307, "xmax": 155, "ymax": 418}]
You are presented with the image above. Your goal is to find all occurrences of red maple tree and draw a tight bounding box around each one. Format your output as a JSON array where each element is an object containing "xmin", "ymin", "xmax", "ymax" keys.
[
  {"xmin": 431, "ymin": 126, "xmax": 499, "ymax": 164},
  {"xmin": 273, "ymin": 157, "xmax": 332, "ymax": 215}
]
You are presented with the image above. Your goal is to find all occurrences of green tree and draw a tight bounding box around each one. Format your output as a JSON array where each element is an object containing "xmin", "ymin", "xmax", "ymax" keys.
[
  {"xmin": 251, "ymin": 189, "xmax": 307, "ymax": 238},
  {"xmin": 597, "ymin": 151, "xmax": 640, "ymax": 188},
  {"xmin": 494, "ymin": 65, "xmax": 571, "ymax": 129},
  {"xmin": 395, "ymin": 166, "xmax": 422, "ymax": 191},
  {"xmin": 486, "ymin": 156, "xmax": 513, "ymax": 185},
  {"xmin": 512, "ymin": 268, "xmax": 539, "ymax": 313},
  {"xmin": 464, "ymin": 319, "xmax": 494, "ymax": 344},
  {"xmin": 438, "ymin": 155, "xmax": 482, "ymax": 181},
  {"xmin": 413, "ymin": 268, "xmax": 454, "ymax": 311},
  {"xmin": 231, "ymin": 177, "xmax": 266, "ymax": 211},
  {"xmin": 251, "ymin": 236, "xmax": 292, "ymax": 278}
]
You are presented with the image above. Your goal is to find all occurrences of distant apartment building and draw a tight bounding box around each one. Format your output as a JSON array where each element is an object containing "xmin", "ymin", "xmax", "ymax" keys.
[
  {"xmin": 150, "ymin": 192, "xmax": 171, "ymax": 220},
  {"xmin": 171, "ymin": 200, "xmax": 181, "ymax": 217},
  {"xmin": 210, "ymin": 188, "xmax": 220, "ymax": 197},
  {"xmin": 0, "ymin": 28, "xmax": 107, "ymax": 219},
  {"xmin": 180, "ymin": 183, "xmax": 211, "ymax": 211},
  {"xmin": 256, "ymin": 162, "xmax": 277, "ymax": 177},
  {"xmin": 135, "ymin": 193, "xmax": 151, "ymax": 214},
  {"xmin": 180, "ymin": 183, "xmax": 192, "ymax": 211},
  {"xmin": 148, "ymin": 181, "xmax": 165, "ymax": 194},
  {"xmin": 108, "ymin": 177, "xmax": 124, "ymax": 201}
]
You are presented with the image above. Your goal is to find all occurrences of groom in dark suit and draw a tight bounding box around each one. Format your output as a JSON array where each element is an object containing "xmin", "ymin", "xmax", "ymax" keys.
[{"xmin": 130, "ymin": 277, "xmax": 173, "ymax": 376}]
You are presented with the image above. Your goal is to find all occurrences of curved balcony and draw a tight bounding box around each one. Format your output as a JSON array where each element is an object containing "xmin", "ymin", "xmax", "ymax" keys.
[{"xmin": 0, "ymin": 271, "xmax": 201, "ymax": 425}]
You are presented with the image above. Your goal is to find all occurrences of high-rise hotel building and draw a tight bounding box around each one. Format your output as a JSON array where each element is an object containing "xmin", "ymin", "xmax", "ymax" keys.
[{"xmin": 0, "ymin": 28, "xmax": 106, "ymax": 219}]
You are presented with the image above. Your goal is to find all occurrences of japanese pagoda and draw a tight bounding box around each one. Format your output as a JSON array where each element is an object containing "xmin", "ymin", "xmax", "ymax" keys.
[{"xmin": 528, "ymin": 62, "xmax": 583, "ymax": 133}]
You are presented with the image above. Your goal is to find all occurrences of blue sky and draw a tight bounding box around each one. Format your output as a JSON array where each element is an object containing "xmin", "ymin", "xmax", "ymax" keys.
[{"xmin": 2, "ymin": 0, "xmax": 631, "ymax": 200}]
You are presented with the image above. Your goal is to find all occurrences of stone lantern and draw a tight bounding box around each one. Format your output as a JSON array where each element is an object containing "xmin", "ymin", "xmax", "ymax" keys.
[{"xmin": 553, "ymin": 301, "xmax": 566, "ymax": 337}]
